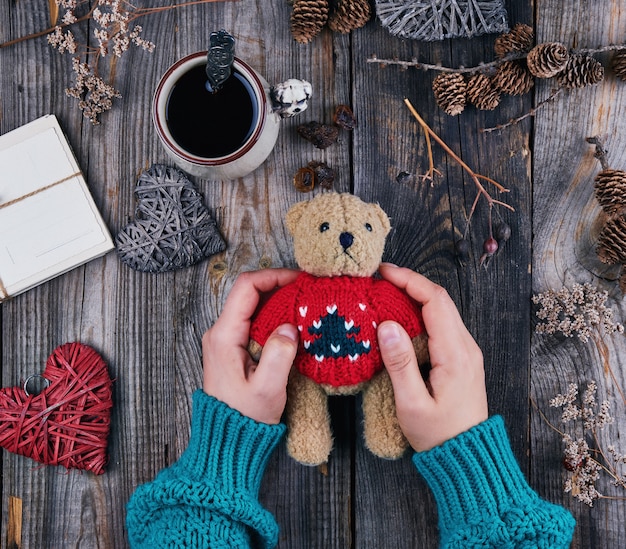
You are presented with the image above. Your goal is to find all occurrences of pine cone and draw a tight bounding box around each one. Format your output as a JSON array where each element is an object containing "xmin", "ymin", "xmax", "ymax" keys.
[
  {"xmin": 494, "ymin": 23, "xmax": 534, "ymax": 58},
  {"xmin": 432, "ymin": 73, "xmax": 467, "ymax": 116},
  {"xmin": 328, "ymin": 0, "xmax": 371, "ymax": 33},
  {"xmin": 527, "ymin": 42, "xmax": 569, "ymax": 78},
  {"xmin": 597, "ymin": 214, "xmax": 626, "ymax": 264},
  {"xmin": 290, "ymin": 0, "xmax": 329, "ymax": 44},
  {"xmin": 467, "ymin": 73, "xmax": 501, "ymax": 110},
  {"xmin": 556, "ymin": 54, "xmax": 604, "ymax": 88},
  {"xmin": 594, "ymin": 169, "xmax": 626, "ymax": 215},
  {"xmin": 610, "ymin": 50, "xmax": 626, "ymax": 81},
  {"xmin": 493, "ymin": 61, "xmax": 534, "ymax": 95}
]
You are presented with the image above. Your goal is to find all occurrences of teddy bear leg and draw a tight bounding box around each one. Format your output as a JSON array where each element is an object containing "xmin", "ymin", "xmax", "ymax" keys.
[
  {"xmin": 361, "ymin": 370, "xmax": 409, "ymax": 459},
  {"xmin": 286, "ymin": 370, "xmax": 333, "ymax": 466}
]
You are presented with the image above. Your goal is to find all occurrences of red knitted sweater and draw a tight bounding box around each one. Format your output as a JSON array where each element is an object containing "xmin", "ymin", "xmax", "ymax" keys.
[{"xmin": 250, "ymin": 273, "xmax": 424, "ymax": 387}]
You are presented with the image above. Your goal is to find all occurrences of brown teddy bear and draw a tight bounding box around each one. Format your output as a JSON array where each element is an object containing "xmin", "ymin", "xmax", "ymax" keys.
[{"xmin": 249, "ymin": 193, "xmax": 427, "ymax": 465}]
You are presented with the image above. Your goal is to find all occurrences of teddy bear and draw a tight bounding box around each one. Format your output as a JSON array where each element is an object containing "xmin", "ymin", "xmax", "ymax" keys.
[{"xmin": 249, "ymin": 192, "xmax": 428, "ymax": 465}]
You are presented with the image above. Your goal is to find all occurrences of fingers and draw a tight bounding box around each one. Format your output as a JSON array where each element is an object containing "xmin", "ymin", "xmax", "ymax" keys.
[
  {"xmin": 215, "ymin": 269, "xmax": 300, "ymax": 341},
  {"xmin": 379, "ymin": 263, "xmax": 445, "ymax": 304},
  {"xmin": 254, "ymin": 323, "xmax": 299, "ymax": 389},
  {"xmin": 378, "ymin": 321, "xmax": 431, "ymax": 405},
  {"xmin": 378, "ymin": 263, "xmax": 472, "ymax": 346},
  {"xmin": 220, "ymin": 269, "xmax": 300, "ymax": 322}
]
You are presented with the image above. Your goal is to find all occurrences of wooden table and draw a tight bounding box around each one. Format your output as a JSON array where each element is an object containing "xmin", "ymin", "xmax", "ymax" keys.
[{"xmin": 2, "ymin": 0, "xmax": 626, "ymax": 547}]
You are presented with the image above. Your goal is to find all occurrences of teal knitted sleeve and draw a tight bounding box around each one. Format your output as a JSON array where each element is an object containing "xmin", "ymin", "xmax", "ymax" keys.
[
  {"xmin": 413, "ymin": 416, "xmax": 575, "ymax": 548},
  {"xmin": 126, "ymin": 390, "xmax": 286, "ymax": 549}
]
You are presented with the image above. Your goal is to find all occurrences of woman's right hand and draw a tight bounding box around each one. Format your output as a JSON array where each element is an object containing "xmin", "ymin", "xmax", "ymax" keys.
[{"xmin": 377, "ymin": 264, "xmax": 488, "ymax": 452}]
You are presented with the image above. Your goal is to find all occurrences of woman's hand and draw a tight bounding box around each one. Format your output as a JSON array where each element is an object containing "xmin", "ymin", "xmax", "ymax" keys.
[
  {"xmin": 202, "ymin": 269, "xmax": 300, "ymax": 424},
  {"xmin": 377, "ymin": 264, "xmax": 488, "ymax": 452}
]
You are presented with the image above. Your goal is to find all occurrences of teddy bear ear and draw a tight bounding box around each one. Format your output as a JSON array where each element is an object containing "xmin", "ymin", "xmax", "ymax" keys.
[
  {"xmin": 372, "ymin": 203, "xmax": 391, "ymax": 235},
  {"xmin": 285, "ymin": 201, "xmax": 310, "ymax": 235}
]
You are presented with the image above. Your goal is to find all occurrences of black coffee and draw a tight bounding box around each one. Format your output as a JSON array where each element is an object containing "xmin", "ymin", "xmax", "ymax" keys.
[{"xmin": 166, "ymin": 65, "xmax": 259, "ymax": 158}]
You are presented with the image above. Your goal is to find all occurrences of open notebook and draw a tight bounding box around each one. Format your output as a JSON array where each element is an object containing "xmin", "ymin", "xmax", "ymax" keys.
[{"xmin": 0, "ymin": 115, "xmax": 114, "ymax": 302}]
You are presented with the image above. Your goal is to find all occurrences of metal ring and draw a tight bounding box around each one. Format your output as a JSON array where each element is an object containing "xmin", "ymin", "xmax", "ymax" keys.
[{"xmin": 23, "ymin": 374, "xmax": 50, "ymax": 397}]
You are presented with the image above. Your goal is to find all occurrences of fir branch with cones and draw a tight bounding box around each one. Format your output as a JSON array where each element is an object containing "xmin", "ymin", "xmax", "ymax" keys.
[{"xmin": 368, "ymin": 23, "xmax": 626, "ymax": 129}]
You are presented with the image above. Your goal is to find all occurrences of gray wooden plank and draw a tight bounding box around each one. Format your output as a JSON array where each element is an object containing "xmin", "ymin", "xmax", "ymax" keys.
[
  {"xmin": 1, "ymin": 0, "xmax": 354, "ymax": 547},
  {"xmin": 531, "ymin": 1, "xmax": 626, "ymax": 548},
  {"xmin": 351, "ymin": 1, "xmax": 533, "ymax": 544}
]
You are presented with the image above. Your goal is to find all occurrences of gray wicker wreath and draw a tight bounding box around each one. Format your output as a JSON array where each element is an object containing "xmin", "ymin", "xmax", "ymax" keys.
[
  {"xmin": 116, "ymin": 164, "xmax": 226, "ymax": 273},
  {"xmin": 375, "ymin": 0, "xmax": 508, "ymax": 41}
]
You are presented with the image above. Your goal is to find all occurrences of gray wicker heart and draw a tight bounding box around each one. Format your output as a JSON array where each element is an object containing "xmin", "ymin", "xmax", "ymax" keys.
[
  {"xmin": 375, "ymin": 0, "xmax": 508, "ymax": 41},
  {"xmin": 116, "ymin": 164, "xmax": 226, "ymax": 273}
]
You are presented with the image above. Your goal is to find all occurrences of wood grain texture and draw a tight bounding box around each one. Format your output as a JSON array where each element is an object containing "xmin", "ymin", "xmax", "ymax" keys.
[
  {"xmin": 1, "ymin": 0, "xmax": 625, "ymax": 547},
  {"xmin": 531, "ymin": 1, "xmax": 626, "ymax": 548},
  {"xmin": 350, "ymin": 1, "xmax": 532, "ymax": 544}
]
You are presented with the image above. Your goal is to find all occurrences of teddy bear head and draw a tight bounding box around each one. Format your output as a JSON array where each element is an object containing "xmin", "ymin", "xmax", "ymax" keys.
[{"xmin": 285, "ymin": 192, "xmax": 391, "ymax": 278}]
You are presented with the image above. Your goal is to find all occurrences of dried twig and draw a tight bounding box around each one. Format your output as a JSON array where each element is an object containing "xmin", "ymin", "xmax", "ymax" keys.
[
  {"xmin": 367, "ymin": 44, "xmax": 626, "ymax": 74},
  {"xmin": 480, "ymin": 88, "xmax": 564, "ymax": 133},
  {"xmin": 367, "ymin": 51, "xmax": 525, "ymax": 74},
  {"xmin": 404, "ymin": 99, "xmax": 513, "ymax": 213},
  {"xmin": 404, "ymin": 99, "xmax": 514, "ymax": 264},
  {"xmin": 586, "ymin": 135, "xmax": 611, "ymax": 171},
  {"xmin": 416, "ymin": 123, "xmax": 442, "ymax": 185}
]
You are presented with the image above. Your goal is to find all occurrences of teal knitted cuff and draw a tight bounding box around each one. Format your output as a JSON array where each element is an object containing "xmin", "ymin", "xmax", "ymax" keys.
[
  {"xmin": 413, "ymin": 416, "xmax": 575, "ymax": 547},
  {"xmin": 173, "ymin": 390, "xmax": 286, "ymax": 497}
]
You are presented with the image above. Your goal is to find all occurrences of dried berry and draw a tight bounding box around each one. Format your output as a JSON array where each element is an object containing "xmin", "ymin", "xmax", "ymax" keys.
[
  {"xmin": 483, "ymin": 237, "xmax": 499, "ymax": 255},
  {"xmin": 308, "ymin": 161, "xmax": 335, "ymax": 189},
  {"xmin": 479, "ymin": 236, "xmax": 499, "ymax": 267},
  {"xmin": 333, "ymin": 104, "xmax": 357, "ymax": 130},
  {"xmin": 454, "ymin": 238, "xmax": 470, "ymax": 261},
  {"xmin": 293, "ymin": 167, "xmax": 316, "ymax": 192},
  {"xmin": 494, "ymin": 222, "xmax": 511, "ymax": 242},
  {"xmin": 297, "ymin": 121, "xmax": 339, "ymax": 149},
  {"xmin": 396, "ymin": 171, "xmax": 412, "ymax": 184}
]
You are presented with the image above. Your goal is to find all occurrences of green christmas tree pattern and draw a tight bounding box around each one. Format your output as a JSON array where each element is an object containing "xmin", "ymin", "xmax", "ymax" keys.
[{"xmin": 305, "ymin": 306, "xmax": 371, "ymax": 362}]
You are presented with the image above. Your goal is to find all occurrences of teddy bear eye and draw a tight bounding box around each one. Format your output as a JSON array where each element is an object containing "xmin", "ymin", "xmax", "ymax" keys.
[
  {"xmin": 320, "ymin": 222, "xmax": 330, "ymax": 232},
  {"xmin": 365, "ymin": 223, "xmax": 373, "ymax": 232}
]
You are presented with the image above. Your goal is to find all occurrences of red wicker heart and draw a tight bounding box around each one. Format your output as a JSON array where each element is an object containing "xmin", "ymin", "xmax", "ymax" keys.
[{"xmin": 0, "ymin": 342, "xmax": 113, "ymax": 474}]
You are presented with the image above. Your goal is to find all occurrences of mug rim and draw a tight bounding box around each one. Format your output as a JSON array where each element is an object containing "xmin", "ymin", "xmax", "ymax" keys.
[{"xmin": 153, "ymin": 52, "xmax": 267, "ymax": 166}]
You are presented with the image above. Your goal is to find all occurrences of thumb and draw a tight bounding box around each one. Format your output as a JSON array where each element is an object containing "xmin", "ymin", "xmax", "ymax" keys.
[
  {"xmin": 256, "ymin": 324, "xmax": 299, "ymax": 386},
  {"xmin": 378, "ymin": 321, "xmax": 430, "ymax": 403}
]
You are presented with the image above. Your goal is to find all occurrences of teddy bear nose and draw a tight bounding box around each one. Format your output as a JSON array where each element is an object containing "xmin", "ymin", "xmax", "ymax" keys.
[{"xmin": 339, "ymin": 232, "xmax": 354, "ymax": 250}]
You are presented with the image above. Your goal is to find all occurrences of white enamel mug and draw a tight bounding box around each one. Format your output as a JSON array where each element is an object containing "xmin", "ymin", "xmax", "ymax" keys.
[{"xmin": 153, "ymin": 51, "xmax": 310, "ymax": 180}]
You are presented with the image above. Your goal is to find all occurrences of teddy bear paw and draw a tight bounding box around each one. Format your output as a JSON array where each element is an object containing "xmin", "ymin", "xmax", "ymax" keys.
[
  {"xmin": 286, "ymin": 430, "xmax": 333, "ymax": 466},
  {"xmin": 364, "ymin": 429, "xmax": 409, "ymax": 460}
]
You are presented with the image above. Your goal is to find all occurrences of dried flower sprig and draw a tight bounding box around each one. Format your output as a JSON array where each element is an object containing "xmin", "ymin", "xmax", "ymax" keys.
[
  {"xmin": 404, "ymin": 99, "xmax": 513, "ymax": 267},
  {"xmin": 537, "ymin": 381, "xmax": 626, "ymax": 507},
  {"xmin": 1, "ymin": 0, "xmax": 230, "ymax": 124},
  {"xmin": 532, "ymin": 283, "xmax": 624, "ymax": 343},
  {"xmin": 533, "ymin": 283, "xmax": 626, "ymax": 404}
]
